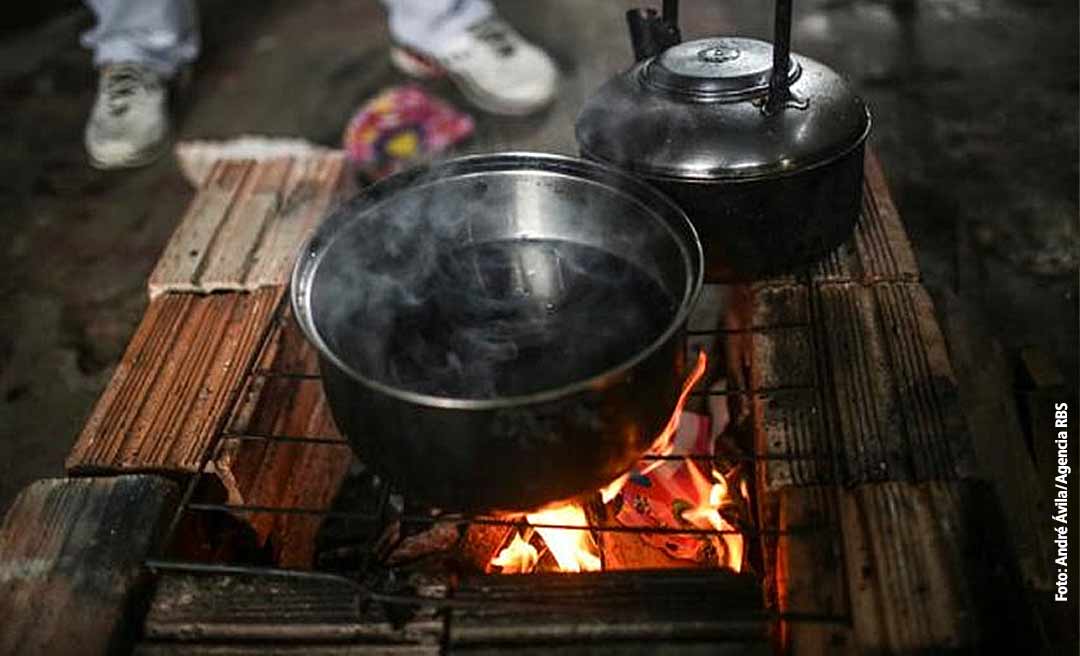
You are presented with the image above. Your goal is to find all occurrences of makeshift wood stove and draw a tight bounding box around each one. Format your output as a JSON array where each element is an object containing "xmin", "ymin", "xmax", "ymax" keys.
[{"xmin": 0, "ymin": 148, "xmax": 1042, "ymax": 655}]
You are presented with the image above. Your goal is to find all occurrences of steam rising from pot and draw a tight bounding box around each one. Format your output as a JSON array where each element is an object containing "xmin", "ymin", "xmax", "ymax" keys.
[{"xmin": 308, "ymin": 169, "xmax": 683, "ymax": 400}]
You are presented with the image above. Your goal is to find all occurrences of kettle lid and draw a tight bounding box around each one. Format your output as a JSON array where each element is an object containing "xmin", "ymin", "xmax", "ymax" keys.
[
  {"xmin": 646, "ymin": 37, "xmax": 798, "ymax": 100},
  {"xmin": 575, "ymin": 37, "xmax": 870, "ymax": 182}
]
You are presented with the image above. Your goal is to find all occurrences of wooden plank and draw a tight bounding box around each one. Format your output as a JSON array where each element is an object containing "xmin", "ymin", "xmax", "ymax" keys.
[
  {"xmin": 149, "ymin": 160, "xmax": 255, "ymax": 297},
  {"xmin": 861, "ymin": 152, "xmax": 920, "ymax": 282},
  {"xmin": 149, "ymin": 153, "xmax": 346, "ymax": 297},
  {"xmin": 754, "ymin": 389, "xmax": 833, "ymax": 490},
  {"xmin": 933, "ymin": 290, "xmax": 1056, "ymax": 591},
  {"xmin": 841, "ymin": 481, "xmax": 1036, "ymax": 652},
  {"xmin": 872, "ymin": 283, "xmax": 976, "ymax": 478},
  {"xmin": 137, "ymin": 645, "xmax": 437, "ymax": 656},
  {"xmin": 749, "ymin": 284, "xmax": 810, "ymax": 328},
  {"xmin": 722, "ymin": 284, "xmax": 831, "ymax": 491},
  {"xmin": 748, "ymin": 280, "xmax": 975, "ymax": 492},
  {"xmin": 245, "ymin": 153, "xmax": 347, "ymax": 287},
  {"xmin": 198, "ymin": 159, "xmax": 293, "ymax": 290},
  {"xmin": 142, "ymin": 572, "xmax": 444, "ymax": 646},
  {"xmin": 774, "ymin": 486, "xmax": 852, "ymax": 656},
  {"xmin": 0, "ymin": 476, "xmax": 179, "ymax": 656},
  {"xmin": 816, "ymin": 282, "xmax": 897, "ymax": 482},
  {"xmin": 450, "ymin": 571, "xmax": 768, "ymax": 651},
  {"xmin": 66, "ymin": 294, "xmax": 195, "ymax": 463},
  {"xmin": 750, "ymin": 328, "xmax": 815, "ymax": 392},
  {"xmin": 1018, "ymin": 346, "xmax": 1067, "ymax": 477},
  {"xmin": 66, "ymin": 288, "xmax": 283, "ymax": 474},
  {"xmin": 814, "ymin": 282, "xmax": 973, "ymax": 483},
  {"xmin": 210, "ymin": 306, "xmax": 349, "ymax": 568}
]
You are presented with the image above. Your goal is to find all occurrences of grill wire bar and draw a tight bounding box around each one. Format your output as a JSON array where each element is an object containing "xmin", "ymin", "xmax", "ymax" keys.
[{"xmin": 149, "ymin": 281, "xmax": 851, "ymax": 637}]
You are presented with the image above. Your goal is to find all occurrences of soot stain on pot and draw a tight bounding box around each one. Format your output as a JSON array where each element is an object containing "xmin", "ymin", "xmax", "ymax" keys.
[{"xmin": 309, "ymin": 172, "xmax": 678, "ymax": 400}]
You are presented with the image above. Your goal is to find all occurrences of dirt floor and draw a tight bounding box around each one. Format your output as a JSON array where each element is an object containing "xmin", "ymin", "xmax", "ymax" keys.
[{"xmin": 0, "ymin": 0, "xmax": 1077, "ymax": 528}]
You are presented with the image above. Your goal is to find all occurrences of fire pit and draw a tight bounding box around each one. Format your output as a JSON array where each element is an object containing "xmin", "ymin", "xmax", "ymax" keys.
[
  {"xmin": 305, "ymin": 349, "xmax": 749, "ymax": 578},
  {"xmin": 132, "ymin": 156, "xmax": 1033, "ymax": 654},
  {"xmin": 4, "ymin": 153, "xmax": 1042, "ymax": 656},
  {"xmin": 148, "ymin": 279, "xmax": 781, "ymax": 651}
]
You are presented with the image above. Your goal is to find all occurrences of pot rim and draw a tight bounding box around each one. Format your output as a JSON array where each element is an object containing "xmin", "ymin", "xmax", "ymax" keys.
[{"xmin": 291, "ymin": 152, "xmax": 704, "ymax": 411}]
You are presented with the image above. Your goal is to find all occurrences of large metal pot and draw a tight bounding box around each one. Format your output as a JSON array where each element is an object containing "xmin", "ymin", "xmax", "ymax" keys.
[
  {"xmin": 292, "ymin": 153, "xmax": 703, "ymax": 513},
  {"xmin": 575, "ymin": 0, "xmax": 871, "ymax": 278}
]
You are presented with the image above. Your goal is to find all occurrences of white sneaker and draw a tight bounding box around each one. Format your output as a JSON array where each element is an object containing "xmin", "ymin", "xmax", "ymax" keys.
[
  {"xmin": 84, "ymin": 63, "xmax": 170, "ymax": 170},
  {"xmin": 390, "ymin": 18, "xmax": 559, "ymax": 117}
]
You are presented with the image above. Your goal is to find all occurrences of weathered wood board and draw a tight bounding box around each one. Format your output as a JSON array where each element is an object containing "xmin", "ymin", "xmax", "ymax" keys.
[
  {"xmin": 143, "ymin": 571, "xmax": 444, "ymax": 643},
  {"xmin": 774, "ymin": 486, "xmax": 852, "ymax": 656},
  {"xmin": 0, "ymin": 476, "xmax": 178, "ymax": 656},
  {"xmin": 735, "ymin": 281, "xmax": 976, "ymax": 492},
  {"xmin": 148, "ymin": 154, "xmax": 346, "ymax": 297},
  {"xmin": 840, "ymin": 481, "xmax": 1035, "ymax": 652},
  {"xmin": 450, "ymin": 570, "xmax": 768, "ymax": 652},
  {"xmin": 139, "ymin": 570, "xmax": 769, "ymax": 655},
  {"xmin": 66, "ymin": 288, "xmax": 283, "ymax": 474}
]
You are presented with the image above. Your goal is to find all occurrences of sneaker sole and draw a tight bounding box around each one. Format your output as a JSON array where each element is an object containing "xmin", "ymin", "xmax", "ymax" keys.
[
  {"xmin": 390, "ymin": 46, "xmax": 550, "ymax": 117},
  {"xmin": 87, "ymin": 134, "xmax": 170, "ymax": 171}
]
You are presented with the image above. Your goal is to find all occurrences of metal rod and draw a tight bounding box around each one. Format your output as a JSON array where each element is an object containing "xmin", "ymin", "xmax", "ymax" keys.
[
  {"xmin": 685, "ymin": 323, "xmax": 810, "ymax": 336},
  {"xmin": 251, "ymin": 370, "xmax": 321, "ymax": 380},
  {"xmin": 222, "ymin": 431, "xmax": 345, "ymax": 445},
  {"xmin": 766, "ymin": 0, "xmax": 794, "ymax": 113},
  {"xmin": 662, "ymin": 0, "xmax": 679, "ymax": 27},
  {"xmin": 687, "ymin": 383, "xmax": 816, "ymax": 397},
  {"xmin": 183, "ymin": 502, "xmax": 837, "ymax": 537},
  {"xmin": 222, "ymin": 432, "xmax": 836, "ymax": 463}
]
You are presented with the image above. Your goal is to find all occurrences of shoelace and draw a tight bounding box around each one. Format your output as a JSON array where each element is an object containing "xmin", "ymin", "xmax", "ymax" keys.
[
  {"xmin": 103, "ymin": 64, "xmax": 155, "ymax": 115},
  {"xmin": 468, "ymin": 19, "xmax": 516, "ymax": 58}
]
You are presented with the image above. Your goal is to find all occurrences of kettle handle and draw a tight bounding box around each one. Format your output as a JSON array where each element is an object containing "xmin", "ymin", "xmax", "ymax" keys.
[
  {"xmin": 627, "ymin": 0, "xmax": 798, "ymax": 111},
  {"xmin": 765, "ymin": 0, "xmax": 796, "ymax": 113},
  {"xmin": 626, "ymin": 1, "xmax": 681, "ymax": 62},
  {"xmin": 663, "ymin": 0, "xmax": 679, "ymax": 26}
]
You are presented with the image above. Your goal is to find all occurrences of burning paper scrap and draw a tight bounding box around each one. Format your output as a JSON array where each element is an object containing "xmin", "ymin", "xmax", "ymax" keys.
[{"xmin": 613, "ymin": 409, "xmax": 745, "ymax": 570}]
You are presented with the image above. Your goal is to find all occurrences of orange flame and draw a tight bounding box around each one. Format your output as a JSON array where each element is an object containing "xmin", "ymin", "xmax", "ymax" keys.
[
  {"xmin": 681, "ymin": 463, "xmax": 744, "ymax": 572},
  {"xmin": 526, "ymin": 504, "xmax": 601, "ymax": 572},
  {"xmin": 487, "ymin": 350, "xmax": 745, "ymax": 574},
  {"xmin": 490, "ymin": 531, "xmax": 539, "ymax": 574},
  {"xmin": 600, "ymin": 349, "xmax": 708, "ymax": 504}
]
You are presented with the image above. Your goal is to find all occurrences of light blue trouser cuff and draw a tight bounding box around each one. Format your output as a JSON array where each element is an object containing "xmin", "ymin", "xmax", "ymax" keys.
[
  {"xmin": 81, "ymin": 0, "xmax": 496, "ymax": 77},
  {"xmin": 81, "ymin": 0, "xmax": 199, "ymax": 77}
]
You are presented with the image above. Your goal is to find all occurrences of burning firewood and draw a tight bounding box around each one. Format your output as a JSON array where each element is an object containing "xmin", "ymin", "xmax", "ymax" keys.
[{"xmin": 377, "ymin": 519, "xmax": 462, "ymax": 567}]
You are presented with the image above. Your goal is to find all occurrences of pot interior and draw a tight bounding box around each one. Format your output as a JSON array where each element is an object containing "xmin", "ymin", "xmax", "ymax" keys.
[{"xmin": 303, "ymin": 158, "xmax": 699, "ymax": 401}]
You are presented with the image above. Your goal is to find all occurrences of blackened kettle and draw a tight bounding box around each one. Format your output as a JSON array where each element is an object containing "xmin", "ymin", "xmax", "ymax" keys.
[{"xmin": 575, "ymin": 0, "xmax": 871, "ymax": 278}]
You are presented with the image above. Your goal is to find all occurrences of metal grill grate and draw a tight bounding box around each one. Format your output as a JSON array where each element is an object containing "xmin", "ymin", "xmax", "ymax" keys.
[{"xmin": 145, "ymin": 281, "xmax": 851, "ymax": 640}]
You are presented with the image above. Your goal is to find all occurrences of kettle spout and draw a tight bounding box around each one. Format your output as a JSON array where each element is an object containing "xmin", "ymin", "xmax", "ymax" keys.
[{"xmin": 626, "ymin": 2, "xmax": 681, "ymax": 62}]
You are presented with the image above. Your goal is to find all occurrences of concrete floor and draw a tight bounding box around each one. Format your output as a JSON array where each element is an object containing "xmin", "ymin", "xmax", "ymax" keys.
[{"xmin": 0, "ymin": 0, "xmax": 1076, "ymax": 525}]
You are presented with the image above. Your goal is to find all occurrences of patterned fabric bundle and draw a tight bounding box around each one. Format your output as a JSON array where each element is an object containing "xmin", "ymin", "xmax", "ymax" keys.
[{"xmin": 342, "ymin": 84, "xmax": 475, "ymax": 180}]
